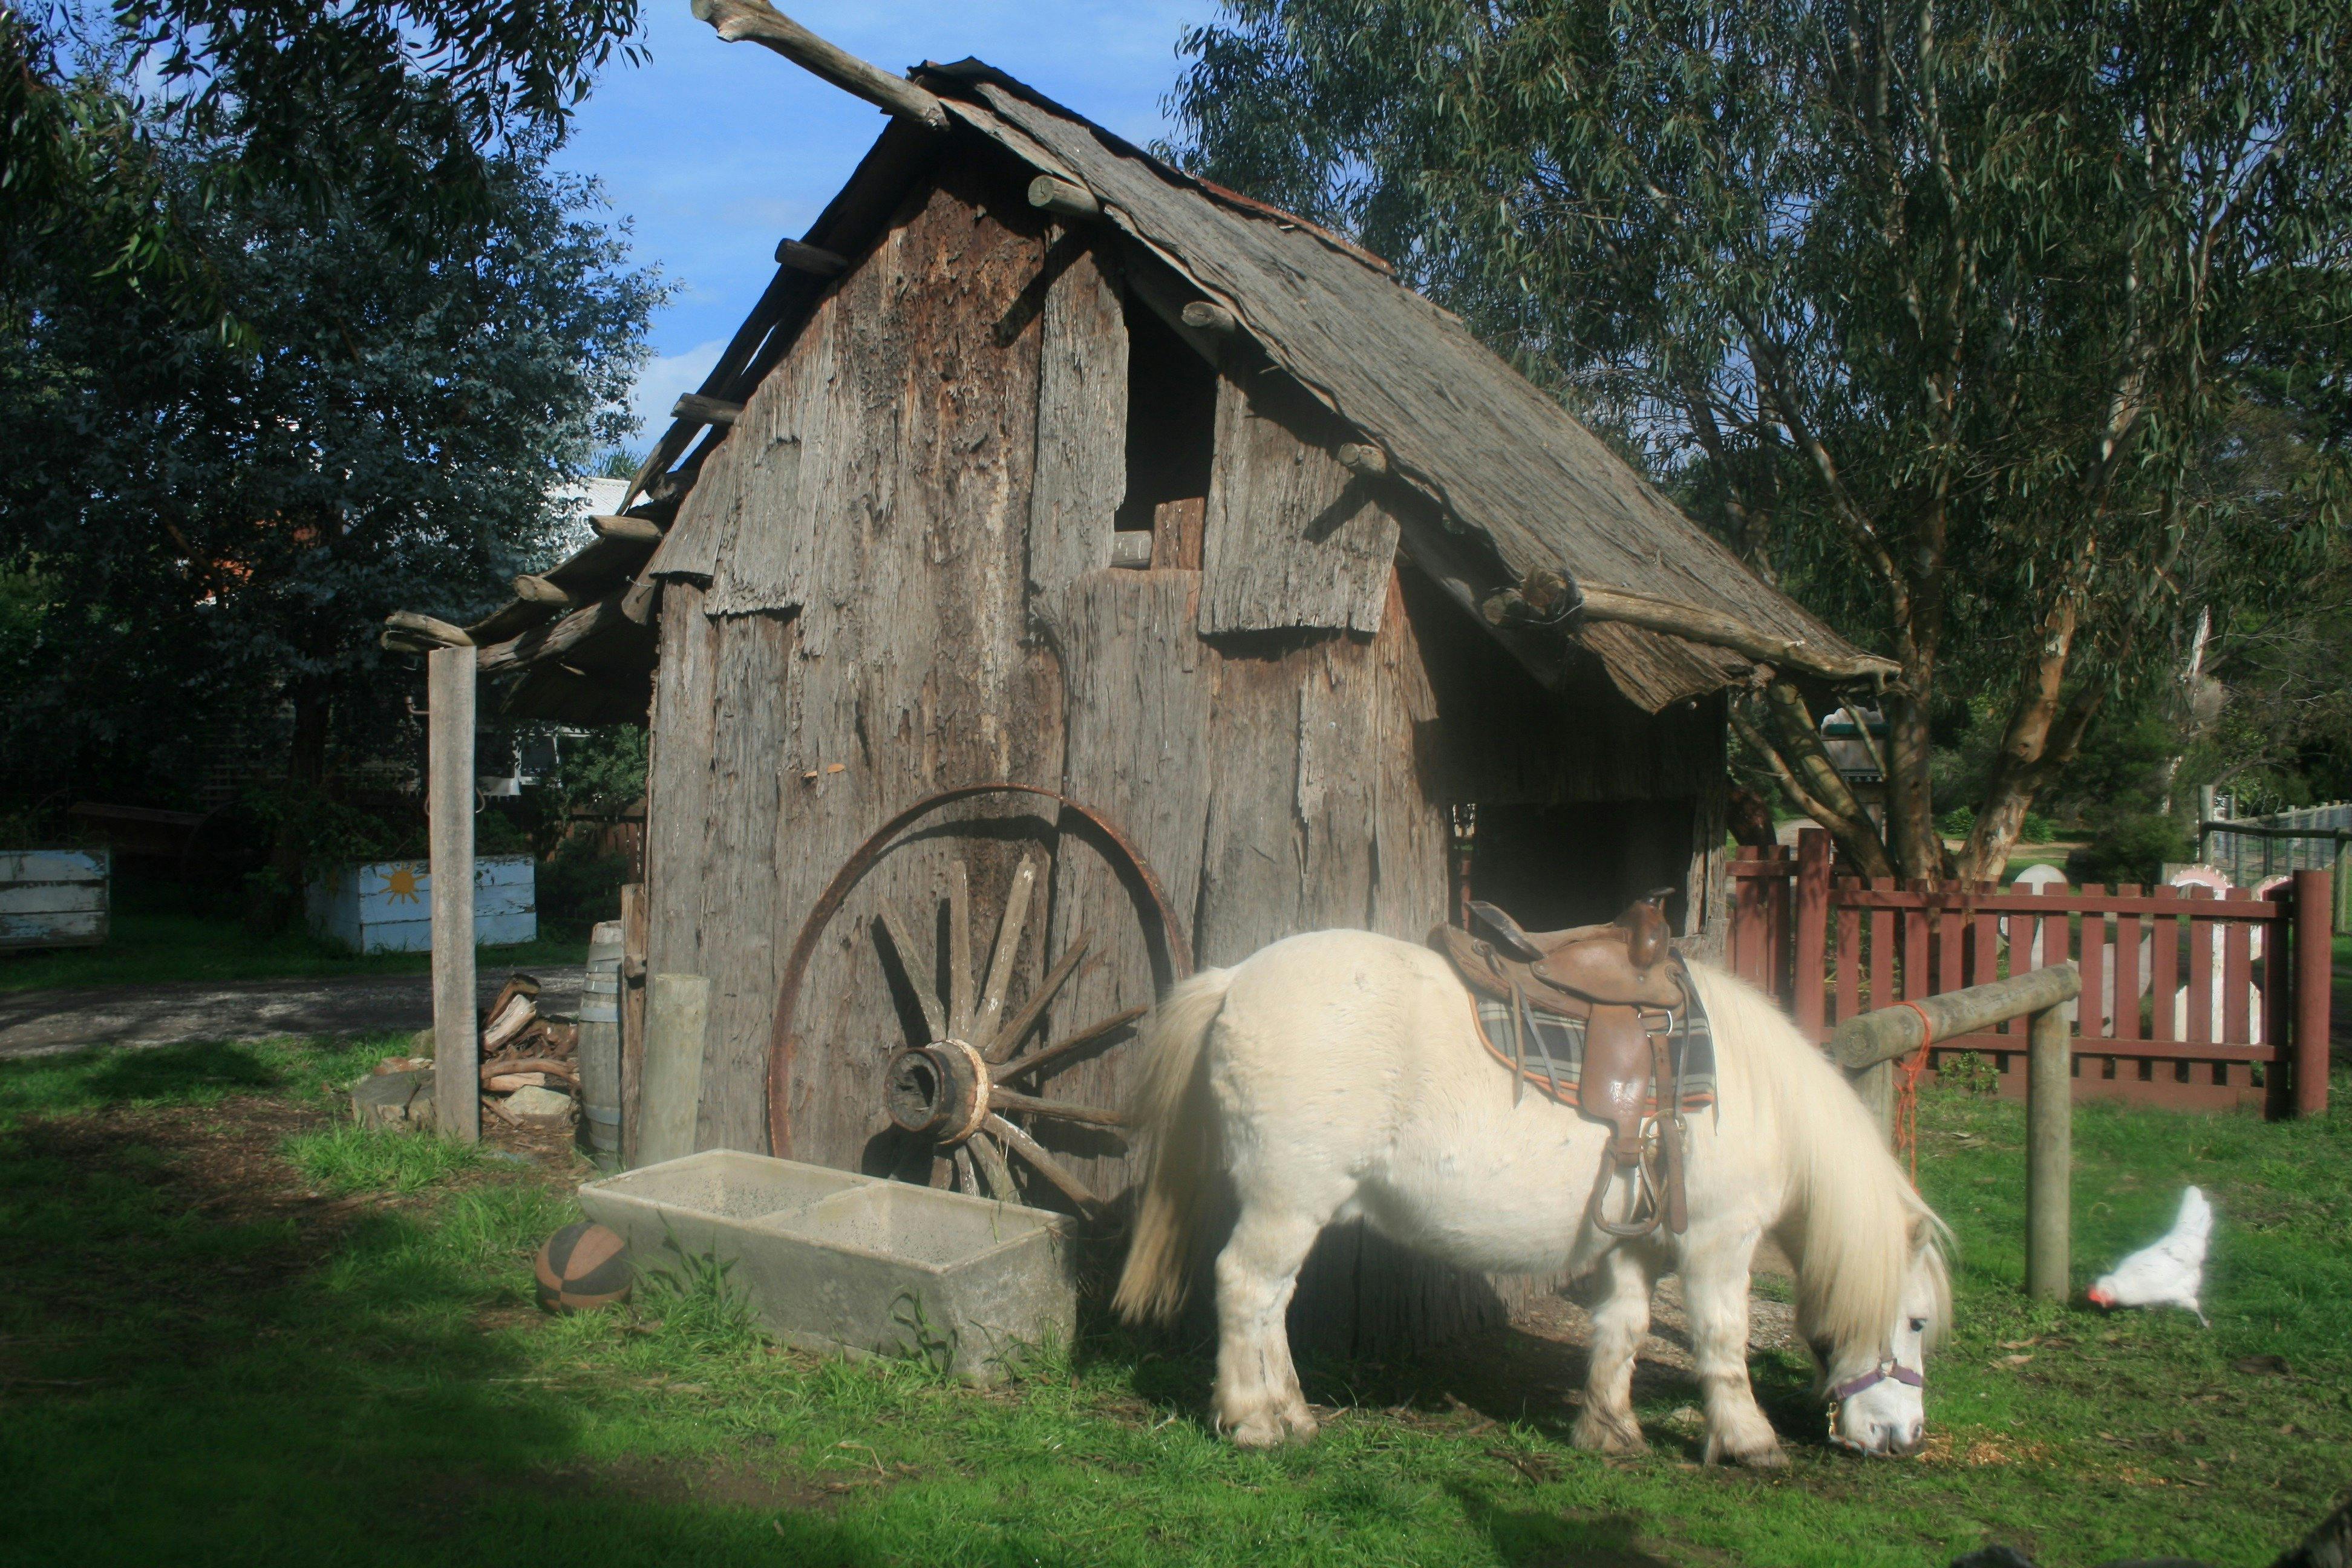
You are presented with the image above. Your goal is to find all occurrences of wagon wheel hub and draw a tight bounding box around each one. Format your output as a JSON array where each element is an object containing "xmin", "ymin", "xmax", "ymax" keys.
[{"xmin": 882, "ymin": 1040, "xmax": 991, "ymax": 1145}]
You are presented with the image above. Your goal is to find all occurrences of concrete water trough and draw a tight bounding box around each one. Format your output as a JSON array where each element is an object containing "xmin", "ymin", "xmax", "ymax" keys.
[{"xmin": 578, "ymin": 1150, "xmax": 1078, "ymax": 1380}]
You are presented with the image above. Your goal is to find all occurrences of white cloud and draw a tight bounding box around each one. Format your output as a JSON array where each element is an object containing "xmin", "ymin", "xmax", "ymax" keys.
[{"xmin": 624, "ymin": 338, "xmax": 730, "ymax": 446}]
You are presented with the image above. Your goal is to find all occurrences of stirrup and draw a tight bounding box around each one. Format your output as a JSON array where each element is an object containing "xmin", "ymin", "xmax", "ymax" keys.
[{"xmin": 1586, "ymin": 1125, "xmax": 1667, "ymax": 1239}]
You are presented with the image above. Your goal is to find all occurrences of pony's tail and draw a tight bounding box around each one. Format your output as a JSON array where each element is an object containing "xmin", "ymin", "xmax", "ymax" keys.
[{"xmin": 1111, "ymin": 965, "xmax": 1234, "ymax": 1326}]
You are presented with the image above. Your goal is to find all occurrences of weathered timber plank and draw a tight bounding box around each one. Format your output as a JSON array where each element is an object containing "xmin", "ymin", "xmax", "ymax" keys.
[
  {"xmin": 645, "ymin": 581, "xmax": 722, "ymax": 1002},
  {"xmin": 727, "ymin": 155, "xmax": 1065, "ymax": 1171},
  {"xmin": 1199, "ymin": 371, "xmax": 1399, "ymax": 638},
  {"xmin": 702, "ymin": 295, "xmax": 841, "ymax": 618},
  {"xmin": 1038, "ymin": 569, "xmax": 1215, "ymax": 1200},
  {"xmin": 692, "ymin": 609, "xmax": 794, "ymax": 1153},
  {"xmin": 643, "ymin": 433, "xmax": 743, "ymax": 583},
  {"xmin": 1027, "ymin": 241, "xmax": 1127, "ymax": 620}
]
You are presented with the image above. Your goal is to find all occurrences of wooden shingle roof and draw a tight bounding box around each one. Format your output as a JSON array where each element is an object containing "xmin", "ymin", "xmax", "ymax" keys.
[{"xmin": 396, "ymin": 54, "xmax": 1890, "ymax": 714}]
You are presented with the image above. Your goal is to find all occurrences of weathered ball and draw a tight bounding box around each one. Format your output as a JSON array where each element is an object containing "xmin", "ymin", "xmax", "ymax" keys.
[{"xmin": 534, "ymin": 1221, "xmax": 632, "ymax": 1313}]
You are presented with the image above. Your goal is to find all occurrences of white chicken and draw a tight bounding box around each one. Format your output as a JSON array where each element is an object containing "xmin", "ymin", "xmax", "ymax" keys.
[{"xmin": 2087, "ymin": 1186, "xmax": 2212, "ymax": 1325}]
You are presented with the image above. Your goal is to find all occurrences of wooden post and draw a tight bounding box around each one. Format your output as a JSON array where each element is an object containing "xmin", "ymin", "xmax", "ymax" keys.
[
  {"xmin": 638, "ymin": 972, "xmax": 709, "ymax": 1166},
  {"xmin": 1793, "ymin": 829, "xmax": 1832, "ymax": 1036},
  {"xmin": 2025, "ymin": 1001, "xmax": 2071, "ymax": 1299},
  {"xmin": 427, "ymin": 647, "xmax": 480, "ymax": 1143},
  {"xmin": 1831, "ymin": 962, "xmax": 2082, "ymax": 1146},
  {"xmin": 619, "ymin": 882, "xmax": 649, "ymax": 1166},
  {"xmin": 2266, "ymin": 883, "xmax": 2296, "ymax": 1120},
  {"xmin": 2293, "ymin": 868, "xmax": 2332, "ymax": 1116},
  {"xmin": 578, "ymin": 921, "xmax": 624, "ymax": 1171}
]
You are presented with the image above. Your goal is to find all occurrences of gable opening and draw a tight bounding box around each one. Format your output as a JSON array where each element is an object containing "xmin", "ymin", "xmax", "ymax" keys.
[{"xmin": 1113, "ymin": 292, "xmax": 1218, "ymax": 569}]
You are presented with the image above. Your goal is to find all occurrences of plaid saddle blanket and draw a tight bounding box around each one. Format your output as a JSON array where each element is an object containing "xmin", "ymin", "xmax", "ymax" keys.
[{"xmin": 1471, "ymin": 987, "xmax": 1717, "ymax": 1116}]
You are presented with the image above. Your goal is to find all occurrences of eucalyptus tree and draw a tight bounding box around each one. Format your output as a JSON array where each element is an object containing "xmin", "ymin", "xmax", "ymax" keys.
[
  {"xmin": 1169, "ymin": 0, "xmax": 2352, "ymax": 880},
  {"xmin": 2, "ymin": 0, "xmax": 644, "ymax": 322},
  {"xmin": 0, "ymin": 116, "xmax": 659, "ymax": 817}
]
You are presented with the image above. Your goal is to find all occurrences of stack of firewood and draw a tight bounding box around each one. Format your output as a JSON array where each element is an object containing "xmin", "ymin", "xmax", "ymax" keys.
[{"xmin": 476, "ymin": 975, "xmax": 580, "ymax": 1128}]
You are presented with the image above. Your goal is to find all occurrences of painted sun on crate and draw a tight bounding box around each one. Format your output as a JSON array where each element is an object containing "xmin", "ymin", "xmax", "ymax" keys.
[{"xmin": 304, "ymin": 856, "xmax": 537, "ymax": 953}]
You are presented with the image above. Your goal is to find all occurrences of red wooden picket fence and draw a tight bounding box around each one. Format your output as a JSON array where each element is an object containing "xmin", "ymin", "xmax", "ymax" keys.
[{"xmin": 1726, "ymin": 830, "xmax": 2332, "ymax": 1116}]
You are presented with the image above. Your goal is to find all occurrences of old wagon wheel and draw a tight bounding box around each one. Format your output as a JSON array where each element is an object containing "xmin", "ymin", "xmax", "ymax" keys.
[{"xmin": 767, "ymin": 783, "xmax": 1192, "ymax": 1216}]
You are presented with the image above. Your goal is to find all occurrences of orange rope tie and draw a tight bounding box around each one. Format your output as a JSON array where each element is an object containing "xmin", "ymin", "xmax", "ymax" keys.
[{"xmin": 1892, "ymin": 1000, "xmax": 1935, "ymax": 1184}]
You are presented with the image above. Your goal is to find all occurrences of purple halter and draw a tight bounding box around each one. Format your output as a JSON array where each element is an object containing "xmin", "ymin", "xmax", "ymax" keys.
[{"xmin": 1831, "ymin": 1356, "xmax": 1926, "ymax": 1402}]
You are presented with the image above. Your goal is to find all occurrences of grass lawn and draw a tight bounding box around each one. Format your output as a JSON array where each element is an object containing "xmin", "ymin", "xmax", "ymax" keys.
[
  {"xmin": 0, "ymin": 876, "xmax": 587, "ymax": 993},
  {"xmin": 1, "ymin": 1040, "xmax": 2345, "ymax": 1567}
]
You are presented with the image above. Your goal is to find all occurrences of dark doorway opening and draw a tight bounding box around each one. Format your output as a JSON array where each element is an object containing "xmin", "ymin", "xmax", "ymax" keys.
[
  {"xmin": 1115, "ymin": 293, "xmax": 1218, "ymax": 561},
  {"xmin": 1469, "ymin": 799, "xmax": 1697, "ymax": 933}
]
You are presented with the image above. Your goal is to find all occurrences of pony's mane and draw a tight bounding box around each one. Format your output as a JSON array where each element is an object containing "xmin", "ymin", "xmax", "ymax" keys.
[{"xmin": 1686, "ymin": 963, "xmax": 1952, "ymax": 1371}]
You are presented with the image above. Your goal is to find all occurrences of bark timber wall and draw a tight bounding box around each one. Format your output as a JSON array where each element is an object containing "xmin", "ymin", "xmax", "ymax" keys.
[{"xmin": 642, "ymin": 140, "xmax": 1728, "ymax": 1354}]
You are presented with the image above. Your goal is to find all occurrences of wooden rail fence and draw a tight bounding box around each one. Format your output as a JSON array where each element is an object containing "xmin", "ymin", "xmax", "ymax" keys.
[{"xmin": 1728, "ymin": 830, "xmax": 2330, "ymax": 1117}]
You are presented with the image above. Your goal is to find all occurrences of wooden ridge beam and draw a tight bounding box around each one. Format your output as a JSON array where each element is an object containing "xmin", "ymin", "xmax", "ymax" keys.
[
  {"xmin": 1565, "ymin": 581, "xmax": 1901, "ymax": 685},
  {"xmin": 774, "ymin": 238, "xmax": 848, "ymax": 276},
  {"xmin": 477, "ymin": 593, "xmax": 631, "ymax": 676},
  {"xmin": 671, "ymin": 392, "xmax": 745, "ymax": 427},
  {"xmin": 513, "ymin": 573, "xmax": 584, "ymax": 607},
  {"xmin": 382, "ymin": 610, "xmax": 472, "ymax": 648},
  {"xmin": 590, "ymin": 514, "xmax": 665, "ymax": 545},
  {"xmin": 1180, "ymin": 300, "xmax": 1236, "ymax": 336},
  {"xmin": 690, "ymin": 0, "xmax": 948, "ymax": 129},
  {"xmin": 1027, "ymin": 175, "xmax": 1100, "ymax": 221}
]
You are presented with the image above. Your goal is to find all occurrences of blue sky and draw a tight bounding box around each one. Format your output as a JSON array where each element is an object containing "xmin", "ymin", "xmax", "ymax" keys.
[{"xmin": 552, "ymin": 1, "xmax": 1221, "ymax": 448}]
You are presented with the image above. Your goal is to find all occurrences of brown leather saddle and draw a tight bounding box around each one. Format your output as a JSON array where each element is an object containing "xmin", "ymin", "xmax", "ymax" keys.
[{"xmin": 1432, "ymin": 891, "xmax": 1693, "ymax": 1238}]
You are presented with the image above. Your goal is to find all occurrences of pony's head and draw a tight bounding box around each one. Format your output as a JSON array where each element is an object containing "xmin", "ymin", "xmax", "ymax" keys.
[{"xmin": 1812, "ymin": 1214, "xmax": 1949, "ymax": 1457}]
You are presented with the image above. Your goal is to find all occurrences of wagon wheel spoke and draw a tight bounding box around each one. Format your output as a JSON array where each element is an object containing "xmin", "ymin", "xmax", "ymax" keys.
[
  {"xmin": 989, "ymin": 1086, "xmax": 1128, "ymax": 1129},
  {"xmin": 970, "ymin": 856, "xmax": 1039, "ymax": 1049},
  {"xmin": 970, "ymin": 1129, "xmax": 1019, "ymax": 1200},
  {"xmin": 927, "ymin": 1153, "xmax": 953, "ymax": 1188},
  {"xmin": 875, "ymin": 902, "xmax": 945, "ymax": 1042},
  {"xmin": 999, "ymin": 1005, "xmax": 1147, "ymax": 1082},
  {"xmin": 952, "ymin": 1145, "xmax": 978, "ymax": 1196},
  {"xmin": 979, "ymin": 928, "xmax": 1091, "ymax": 1063},
  {"xmin": 986, "ymin": 1114, "xmax": 1100, "ymax": 1214}
]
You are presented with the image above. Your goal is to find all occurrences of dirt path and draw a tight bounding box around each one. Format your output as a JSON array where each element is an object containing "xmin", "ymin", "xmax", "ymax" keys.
[{"xmin": 0, "ymin": 970, "xmax": 583, "ymax": 1058}]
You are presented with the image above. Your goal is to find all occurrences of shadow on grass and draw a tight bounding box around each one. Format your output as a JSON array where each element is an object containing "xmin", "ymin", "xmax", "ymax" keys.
[
  {"xmin": 1451, "ymin": 1488, "xmax": 1682, "ymax": 1568},
  {"xmin": 0, "ymin": 1040, "xmax": 287, "ymax": 1120},
  {"xmin": 0, "ymin": 1107, "xmax": 904, "ymax": 1567}
]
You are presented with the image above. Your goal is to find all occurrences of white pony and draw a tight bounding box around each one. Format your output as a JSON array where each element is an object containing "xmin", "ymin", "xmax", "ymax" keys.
[{"xmin": 1114, "ymin": 930, "xmax": 1950, "ymax": 1465}]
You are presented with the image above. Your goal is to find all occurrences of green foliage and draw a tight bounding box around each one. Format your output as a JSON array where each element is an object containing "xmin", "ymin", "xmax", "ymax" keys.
[
  {"xmin": 1168, "ymin": 0, "xmax": 2352, "ymax": 877},
  {"xmin": 0, "ymin": 80, "xmax": 661, "ymax": 817},
  {"xmin": 638, "ymin": 1235, "xmax": 758, "ymax": 1353},
  {"xmin": 1935, "ymin": 1050, "xmax": 2003, "ymax": 1097},
  {"xmin": 4, "ymin": 4, "xmax": 645, "ymax": 319},
  {"xmin": 537, "ymin": 837, "xmax": 630, "ymax": 937},
  {"xmin": 2068, "ymin": 811, "xmax": 2194, "ymax": 887},
  {"xmin": 283, "ymin": 1123, "xmax": 486, "ymax": 1195}
]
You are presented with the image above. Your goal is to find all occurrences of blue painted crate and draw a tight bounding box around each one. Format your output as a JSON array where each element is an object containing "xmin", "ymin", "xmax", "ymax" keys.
[{"xmin": 304, "ymin": 856, "xmax": 537, "ymax": 953}]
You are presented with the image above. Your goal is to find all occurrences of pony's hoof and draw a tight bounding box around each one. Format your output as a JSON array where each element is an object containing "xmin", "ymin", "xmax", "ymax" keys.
[
  {"xmin": 1571, "ymin": 1408, "xmax": 1647, "ymax": 1455},
  {"xmin": 1223, "ymin": 1404, "xmax": 1318, "ymax": 1448},
  {"xmin": 1704, "ymin": 1431, "xmax": 1787, "ymax": 1469}
]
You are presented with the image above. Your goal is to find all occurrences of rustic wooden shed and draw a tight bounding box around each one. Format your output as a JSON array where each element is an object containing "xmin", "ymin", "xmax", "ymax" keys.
[{"xmin": 388, "ymin": 25, "xmax": 1887, "ymax": 1351}]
